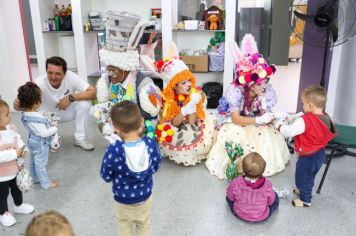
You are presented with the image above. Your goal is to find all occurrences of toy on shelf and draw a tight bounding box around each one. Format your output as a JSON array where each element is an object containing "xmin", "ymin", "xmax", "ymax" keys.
[{"xmin": 204, "ymin": 6, "xmax": 224, "ymax": 30}]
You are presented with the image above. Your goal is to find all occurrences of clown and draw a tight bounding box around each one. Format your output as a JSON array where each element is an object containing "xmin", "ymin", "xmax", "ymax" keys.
[
  {"xmin": 206, "ymin": 34, "xmax": 291, "ymax": 178},
  {"xmin": 142, "ymin": 42, "xmax": 216, "ymax": 166},
  {"xmin": 94, "ymin": 11, "xmax": 162, "ymax": 143}
]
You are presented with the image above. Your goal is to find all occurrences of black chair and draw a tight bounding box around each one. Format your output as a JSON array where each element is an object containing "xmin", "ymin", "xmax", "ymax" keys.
[{"xmin": 317, "ymin": 124, "xmax": 356, "ymax": 194}]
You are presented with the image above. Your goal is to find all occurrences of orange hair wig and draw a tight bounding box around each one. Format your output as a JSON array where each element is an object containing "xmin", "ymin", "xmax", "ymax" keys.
[{"xmin": 161, "ymin": 70, "xmax": 205, "ymax": 122}]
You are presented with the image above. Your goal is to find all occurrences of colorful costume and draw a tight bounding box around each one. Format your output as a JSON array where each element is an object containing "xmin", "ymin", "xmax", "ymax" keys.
[
  {"xmin": 141, "ymin": 42, "xmax": 216, "ymax": 166},
  {"xmin": 206, "ymin": 34, "xmax": 290, "ymax": 178},
  {"xmin": 93, "ymin": 11, "xmax": 162, "ymax": 143}
]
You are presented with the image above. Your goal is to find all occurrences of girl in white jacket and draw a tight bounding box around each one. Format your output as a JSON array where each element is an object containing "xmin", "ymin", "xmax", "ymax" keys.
[{"xmin": 0, "ymin": 100, "xmax": 34, "ymax": 227}]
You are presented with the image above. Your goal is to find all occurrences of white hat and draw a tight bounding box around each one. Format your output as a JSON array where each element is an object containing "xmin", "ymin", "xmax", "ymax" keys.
[
  {"xmin": 140, "ymin": 42, "xmax": 190, "ymax": 84},
  {"xmin": 99, "ymin": 11, "xmax": 147, "ymax": 71}
]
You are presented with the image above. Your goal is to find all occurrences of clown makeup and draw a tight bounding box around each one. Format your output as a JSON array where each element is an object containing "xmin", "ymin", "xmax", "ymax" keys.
[
  {"xmin": 106, "ymin": 66, "xmax": 129, "ymax": 84},
  {"xmin": 250, "ymin": 83, "xmax": 266, "ymax": 96},
  {"xmin": 175, "ymin": 80, "xmax": 192, "ymax": 95}
]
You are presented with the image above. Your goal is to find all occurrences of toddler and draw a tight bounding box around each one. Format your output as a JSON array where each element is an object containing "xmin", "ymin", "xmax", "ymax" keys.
[
  {"xmin": 25, "ymin": 210, "xmax": 74, "ymax": 236},
  {"xmin": 0, "ymin": 99, "xmax": 34, "ymax": 227},
  {"xmin": 276, "ymin": 84, "xmax": 337, "ymax": 207},
  {"xmin": 100, "ymin": 100, "xmax": 161, "ymax": 235},
  {"xmin": 17, "ymin": 82, "xmax": 59, "ymax": 189},
  {"xmin": 226, "ymin": 152, "xmax": 279, "ymax": 222}
]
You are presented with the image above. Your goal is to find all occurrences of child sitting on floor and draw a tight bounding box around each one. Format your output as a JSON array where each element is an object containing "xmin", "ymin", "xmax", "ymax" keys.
[
  {"xmin": 275, "ymin": 84, "xmax": 337, "ymax": 207},
  {"xmin": 100, "ymin": 100, "xmax": 161, "ymax": 235},
  {"xmin": 226, "ymin": 152, "xmax": 279, "ymax": 222},
  {"xmin": 17, "ymin": 82, "xmax": 59, "ymax": 190},
  {"xmin": 0, "ymin": 99, "xmax": 34, "ymax": 227}
]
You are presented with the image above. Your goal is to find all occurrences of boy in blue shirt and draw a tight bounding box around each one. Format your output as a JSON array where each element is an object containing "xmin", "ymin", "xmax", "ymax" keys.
[{"xmin": 100, "ymin": 100, "xmax": 161, "ymax": 236}]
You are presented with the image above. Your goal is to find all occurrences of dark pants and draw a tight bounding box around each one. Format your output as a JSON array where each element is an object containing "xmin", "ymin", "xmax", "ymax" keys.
[
  {"xmin": 296, "ymin": 149, "xmax": 325, "ymax": 203},
  {"xmin": 0, "ymin": 177, "xmax": 23, "ymax": 215},
  {"xmin": 226, "ymin": 192, "xmax": 279, "ymax": 222}
]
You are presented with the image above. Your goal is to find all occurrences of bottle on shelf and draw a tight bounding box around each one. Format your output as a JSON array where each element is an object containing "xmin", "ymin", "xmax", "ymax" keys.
[
  {"xmin": 60, "ymin": 5, "xmax": 67, "ymax": 17},
  {"xmin": 47, "ymin": 18, "xmax": 53, "ymax": 31},
  {"xmin": 42, "ymin": 20, "xmax": 49, "ymax": 31},
  {"xmin": 53, "ymin": 4, "xmax": 60, "ymax": 16},
  {"xmin": 66, "ymin": 4, "xmax": 72, "ymax": 15}
]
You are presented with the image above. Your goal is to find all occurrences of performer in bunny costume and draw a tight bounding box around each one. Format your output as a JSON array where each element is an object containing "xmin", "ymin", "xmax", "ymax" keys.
[
  {"xmin": 141, "ymin": 42, "xmax": 216, "ymax": 166},
  {"xmin": 94, "ymin": 11, "xmax": 162, "ymax": 143},
  {"xmin": 206, "ymin": 34, "xmax": 290, "ymax": 178}
]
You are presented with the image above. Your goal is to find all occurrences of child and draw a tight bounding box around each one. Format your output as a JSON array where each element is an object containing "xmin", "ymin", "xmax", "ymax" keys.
[
  {"xmin": 226, "ymin": 152, "xmax": 279, "ymax": 222},
  {"xmin": 0, "ymin": 99, "xmax": 34, "ymax": 227},
  {"xmin": 17, "ymin": 82, "xmax": 59, "ymax": 190},
  {"xmin": 276, "ymin": 84, "xmax": 337, "ymax": 207},
  {"xmin": 25, "ymin": 210, "xmax": 74, "ymax": 236},
  {"xmin": 100, "ymin": 100, "xmax": 161, "ymax": 236}
]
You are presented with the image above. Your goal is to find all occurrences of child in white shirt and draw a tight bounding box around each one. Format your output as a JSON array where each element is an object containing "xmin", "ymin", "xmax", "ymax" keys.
[
  {"xmin": 17, "ymin": 82, "xmax": 59, "ymax": 190},
  {"xmin": 0, "ymin": 99, "xmax": 34, "ymax": 227}
]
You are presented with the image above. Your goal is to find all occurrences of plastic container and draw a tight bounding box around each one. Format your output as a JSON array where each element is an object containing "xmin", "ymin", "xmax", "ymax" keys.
[{"xmin": 184, "ymin": 20, "xmax": 198, "ymax": 30}]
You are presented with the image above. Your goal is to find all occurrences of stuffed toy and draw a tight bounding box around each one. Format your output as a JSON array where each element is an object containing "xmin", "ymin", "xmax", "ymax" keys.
[
  {"xmin": 42, "ymin": 112, "xmax": 61, "ymax": 152},
  {"xmin": 208, "ymin": 14, "xmax": 219, "ymax": 30}
]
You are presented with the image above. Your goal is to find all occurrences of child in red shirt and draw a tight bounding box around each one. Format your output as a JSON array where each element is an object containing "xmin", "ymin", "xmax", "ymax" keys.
[{"xmin": 276, "ymin": 85, "xmax": 337, "ymax": 207}]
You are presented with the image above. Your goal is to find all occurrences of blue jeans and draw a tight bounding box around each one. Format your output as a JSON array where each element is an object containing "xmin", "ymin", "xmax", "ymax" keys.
[
  {"xmin": 226, "ymin": 192, "xmax": 279, "ymax": 222},
  {"xmin": 296, "ymin": 149, "xmax": 325, "ymax": 203},
  {"xmin": 29, "ymin": 144, "xmax": 51, "ymax": 189}
]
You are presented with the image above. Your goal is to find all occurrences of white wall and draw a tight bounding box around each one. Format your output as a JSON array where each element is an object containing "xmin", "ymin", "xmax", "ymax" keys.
[
  {"xmin": 327, "ymin": 36, "xmax": 356, "ymax": 126},
  {"xmin": 0, "ymin": 0, "xmax": 30, "ymax": 106}
]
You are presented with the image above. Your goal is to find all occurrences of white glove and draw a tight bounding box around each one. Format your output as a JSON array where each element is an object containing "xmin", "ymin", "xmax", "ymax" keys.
[
  {"xmin": 181, "ymin": 103, "xmax": 197, "ymax": 116},
  {"xmin": 273, "ymin": 112, "xmax": 290, "ymax": 120},
  {"xmin": 190, "ymin": 92, "xmax": 202, "ymax": 105},
  {"xmin": 256, "ymin": 113, "xmax": 274, "ymax": 125},
  {"xmin": 180, "ymin": 92, "xmax": 201, "ymax": 116}
]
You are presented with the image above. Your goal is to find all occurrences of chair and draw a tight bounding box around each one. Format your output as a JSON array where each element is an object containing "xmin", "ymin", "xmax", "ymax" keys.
[{"xmin": 317, "ymin": 124, "xmax": 356, "ymax": 194}]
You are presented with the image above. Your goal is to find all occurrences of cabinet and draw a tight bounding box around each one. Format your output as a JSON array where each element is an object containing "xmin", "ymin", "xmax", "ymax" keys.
[{"xmin": 161, "ymin": 0, "xmax": 236, "ymax": 94}]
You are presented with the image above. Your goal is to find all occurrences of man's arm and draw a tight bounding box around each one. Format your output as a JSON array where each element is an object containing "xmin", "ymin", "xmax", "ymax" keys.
[{"xmin": 56, "ymin": 85, "xmax": 96, "ymax": 110}]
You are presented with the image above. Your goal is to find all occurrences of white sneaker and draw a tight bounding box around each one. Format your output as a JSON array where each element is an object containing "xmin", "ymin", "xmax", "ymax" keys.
[
  {"xmin": 0, "ymin": 212, "xmax": 16, "ymax": 227},
  {"xmin": 13, "ymin": 203, "xmax": 35, "ymax": 214},
  {"xmin": 74, "ymin": 139, "xmax": 95, "ymax": 151}
]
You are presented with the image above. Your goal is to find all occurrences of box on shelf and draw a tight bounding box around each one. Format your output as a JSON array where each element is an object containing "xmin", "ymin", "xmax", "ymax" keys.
[
  {"xmin": 181, "ymin": 55, "xmax": 208, "ymax": 72},
  {"xmin": 184, "ymin": 20, "xmax": 198, "ymax": 30}
]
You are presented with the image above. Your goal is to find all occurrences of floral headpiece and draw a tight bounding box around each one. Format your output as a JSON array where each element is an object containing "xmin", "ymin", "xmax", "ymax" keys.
[{"xmin": 230, "ymin": 34, "xmax": 277, "ymax": 87}]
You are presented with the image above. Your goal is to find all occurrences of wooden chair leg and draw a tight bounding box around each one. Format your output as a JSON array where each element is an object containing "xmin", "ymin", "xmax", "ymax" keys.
[{"xmin": 317, "ymin": 145, "xmax": 339, "ymax": 194}]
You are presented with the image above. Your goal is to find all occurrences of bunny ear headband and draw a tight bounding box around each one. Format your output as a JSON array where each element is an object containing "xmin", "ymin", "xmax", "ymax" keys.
[
  {"xmin": 229, "ymin": 34, "xmax": 276, "ymax": 87},
  {"xmin": 141, "ymin": 41, "xmax": 192, "ymax": 84}
]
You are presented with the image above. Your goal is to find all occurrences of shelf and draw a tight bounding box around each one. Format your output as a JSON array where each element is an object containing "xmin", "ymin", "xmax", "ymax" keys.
[
  {"xmin": 173, "ymin": 29, "xmax": 225, "ymax": 32},
  {"xmin": 83, "ymin": 30, "xmax": 161, "ymax": 34},
  {"xmin": 42, "ymin": 31, "xmax": 74, "ymax": 33},
  {"xmin": 88, "ymin": 70, "xmax": 106, "ymax": 77}
]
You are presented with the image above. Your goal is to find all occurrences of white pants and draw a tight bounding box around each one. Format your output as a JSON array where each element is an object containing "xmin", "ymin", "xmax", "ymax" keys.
[{"xmin": 57, "ymin": 101, "xmax": 90, "ymax": 141}]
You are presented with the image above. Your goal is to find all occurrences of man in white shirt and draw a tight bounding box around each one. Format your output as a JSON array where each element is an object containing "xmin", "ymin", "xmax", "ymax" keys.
[{"xmin": 15, "ymin": 57, "xmax": 96, "ymax": 150}]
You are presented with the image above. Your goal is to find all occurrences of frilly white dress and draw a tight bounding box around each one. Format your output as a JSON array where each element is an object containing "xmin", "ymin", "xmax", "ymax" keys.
[
  {"xmin": 159, "ymin": 97, "xmax": 216, "ymax": 166},
  {"xmin": 205, "ymin": 83, "xmax": 290, "ymax": 178}
]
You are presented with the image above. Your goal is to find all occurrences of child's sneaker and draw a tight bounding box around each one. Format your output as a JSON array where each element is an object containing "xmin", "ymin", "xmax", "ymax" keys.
[
  {"xmin": 292, "ymin": 198, "xmax": 312, "ymax": 207},
  {"xmin": 0, "ymin": 212, "xmax": 16, "ymax": 227},
  {"xmin": 13, "ymin": 203, "xmax": 35, "ymax": 214}
]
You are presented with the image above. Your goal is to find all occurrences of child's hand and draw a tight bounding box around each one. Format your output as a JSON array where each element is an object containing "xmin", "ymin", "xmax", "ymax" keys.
[{"xmin": 15, "ymin": 148, "xmax": 24, "ymax": 157}]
